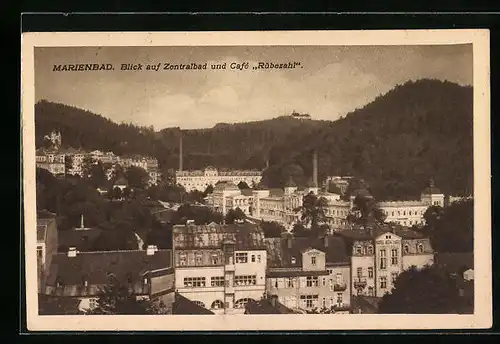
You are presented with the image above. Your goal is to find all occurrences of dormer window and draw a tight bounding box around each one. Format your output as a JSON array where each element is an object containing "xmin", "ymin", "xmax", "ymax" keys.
[
  {"xmin": 367, "ymin": 245, "xmax": 374, "ymax": 255},
  {"xmin": 404, "ymin": 245, "xmax": 410, "ymax": 254},
  {"xmin": 311, "ymin": 256, "xmax": 316, "ymax": 266},
  {"xmin": 417, "ymin": 243, "xmax": 424, "ymax": 253},
  {"xmin": 355, "ymin": 245, "xmax": 362, "ymax": 255},
  {"xmin": 291, "ymin": 257, "xmax": 296, "ymax": 264}
]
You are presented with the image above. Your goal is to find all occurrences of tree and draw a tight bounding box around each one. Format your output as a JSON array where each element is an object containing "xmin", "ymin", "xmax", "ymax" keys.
[
  {"xmin": 237, "ymin": 181, "xmax": 250, "ymax": 189},
  {"xmin": 349, "ymin": 194, "xmax": 386, "ymax": 227},
  {"xmin": 203, "ymin": 184, "xmax": 214, "ymax": 197},
  {"xmin": 225, "ymin": 207, "xmax": 246, "ymax": 224},
  {"xmin": 84, "ymin": 277, "xmax": 169, "ymax": 315},
  {"xmin": 81, "ymin": 155, "xmax": 96, "ymax": 180},
  {"xmin": 378, "ymin": 265, "xmax": 464, "ymax": 314},
  {"xmin": 423, "ymin": 205, "xmax": 445, "ymax": 229},
  {"xmin": 295, "ymin": 192, "xmax": 328, "ymax": 237},
  {"xmin": 125, "ymin": 166, "xmax": 149, "ymax": 189},
  {"xmin": 291, "ymin": 223, "xmax": 309, "ymax": 238},
  {"xmin": 261, "ymin": 221, "xmax": 286, "ymax": 238},
  {"xmin": 87, "ymin": 161, "xmax": 107, "ymax": 188}
]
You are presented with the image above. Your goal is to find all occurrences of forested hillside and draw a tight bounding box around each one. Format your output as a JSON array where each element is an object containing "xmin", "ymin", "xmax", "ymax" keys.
[{"xmin": 35, "ymin": 78, "xmax": 473, "ymax": 200}]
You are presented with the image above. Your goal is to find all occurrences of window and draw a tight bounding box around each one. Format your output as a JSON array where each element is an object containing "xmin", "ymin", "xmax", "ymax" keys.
[
  {"xmin": 183, "ymin": 277, "xmax": 206, "ymax": 288},
  {"xmin": 257, "ymin": 255, "xmax": 261, "ymax": 263},
  {"xmin": 391, "ymin": 272, "xmax": 398, "ymax": 283},
  {"xmin": 391, "ymin": 249, "xmax": 398, "ymax": 265},
  {"xmin": 274, "ymin": 279, "xmax": 278, "ymax": 288},
  {"xmin": 357, "ymin": 267, "xmax": 363, "ymax": 277},
  {"xmin": 322, "ymin": 277, "xmax": 326, "ymax": 286},
  {"xmin": 286, "ymin": 277, "xmax": 295, "ymax": 288},
  {"xmin": 367, "ymin": 245, "xmax": 374, "ymax": 255},
  {"xmin": 195, "ymin": 252, "xmax": 203, "ymax": 265},
  {"xmin": 392, "ymin": 211, "xmax": 394, "ymax": 216},
  {"xmin": 235, "ymin": 252, "xmax": 248, "ymax": 263},
  {"xmin": 403, "ymin": 245, "xmax": 410, "ymax": 254},
  {"xmin": 37, "ymin": 246, "xmax": 43, "ymax": 260},
  {"xmin": 88, "ymin": 298, "xmax": 97, "ymax": 309},
  {"xmin": 368, "ymin": 267, "xmax": 374, "ymax": 278},
  {"xmin": 336, "ymin": 293, "xmax": 343, "ymax": 304},
  {"xmin": 380, "ymin": 249, "xmax": 387, "ymax": 269},
  {"xmin": 251, "ymin": 255, "xmax": 256, "ymax": 263},
  {"xmin": 329, "ymin": 279, "xmax": 333, "ymax": 291},
  {"xmin": 235, "ymin": 298, "xmax": 253, "ymax": 309},
  {"xmin": 417, "ymin": 243, "xmax": 424, "ymax": 253},
  {"xmin": 322, "ymin": 297, "xmax": 326, "ymax": 308},
  {"xmin": 368, "ymin": 287, "xmax": 374, "ymax": 296},
  {"xmin": 291, "ymin": 257, "xmax": 296, "ymax": 264},
  {"xmin": 380, "ymin": 277, "xmax": 387, "ymax": 289},
  {"xmin": 211, "ymin": 300, "xmax": 224, "ymax": 309},
  {"xmin": 235, "ymin": 275, "xmax": 257, "ymax": 286},
  {"xmin": 311, "ymin": 256, "xmax": 317, "ymax": 266},
  {"xmin": 306, "ymin": 276, "xmax": 319, "ymax": 287},
  {"xmin": 300, "ymin": 295, "xmax": 318, "ymax": 308},
  {"xmin": 355, "ymin": 245, "xmax": 362, "ymax": 255},
  {"xmin": 179, "ymin": 253, "xmax": 187, "ymax": 266},
  {"xmin": 336, "ymin": 273, "xmax": 342, "ymax": 285},
  {"xmin": 211, "ymin": 276, "xmax": 225, "ymax": 287}
]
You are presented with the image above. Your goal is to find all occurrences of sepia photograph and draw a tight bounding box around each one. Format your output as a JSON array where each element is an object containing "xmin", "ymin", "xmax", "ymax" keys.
[{"xmin": 21, "ymin": 30, "xmax": 491, "ymax": 331}]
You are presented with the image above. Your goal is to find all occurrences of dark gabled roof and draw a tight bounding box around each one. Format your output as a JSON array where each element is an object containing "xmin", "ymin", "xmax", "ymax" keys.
[
  {"xmin": 244, "ymin": 298, "xmax": 298, "ymax": 314},
  {"xmin": 334, "ymin": 224, "xmax": 426, "ymax": 242},
  {"xmin": 173, "ymin": 223, "xmax": 266, "ymax": 250},
  {"xmin": 421, "ymin": 179, "xmax": 442, "ymax": 195},
  {"xmin": 435, "ymin": 252, "xmax": 474, "ymax": 274},
  {"xmin": 58, "ymin": 228, "xmax": 103, "ymax": 251},
  {"xmin": 265, "ymin": 235, "xmax": 350, "ymax": 268},
  {"xmin": 45, "ymin": 249, "xmax": 173, "ymax": 288},
  {"xmin": 172, "ymin": 293, "xmax": 214, "ymax": 315},
  {"xmin": 351, "ymin": 296, "xmax": 381, "ymax": 314}
]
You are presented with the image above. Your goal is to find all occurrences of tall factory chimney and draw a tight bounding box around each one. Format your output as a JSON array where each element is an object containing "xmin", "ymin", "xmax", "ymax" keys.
[
  {"xmin": 312, "ymin": 150, "xmax": 318, "ymax": 187},
  {"xmin": 179, "ymin": 130, "xmax": 183, "ymax": 171}
]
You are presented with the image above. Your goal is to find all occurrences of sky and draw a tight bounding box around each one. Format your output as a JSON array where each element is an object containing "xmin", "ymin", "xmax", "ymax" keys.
[{"xmin": 35, "ymin": 44, "xmax": 473, "ymax": 130}]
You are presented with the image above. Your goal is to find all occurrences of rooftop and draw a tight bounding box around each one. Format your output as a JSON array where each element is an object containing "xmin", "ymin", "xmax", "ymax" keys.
[
  {"xmin": 334, "ymin": 224, "xmax": 426, "ymax": 241},
  {"xmin": 244, "ymin": 298, "xmax": 298, "ymax": 314},
  {"xmin": 58, "ymin": 227, "xmax": 103, "ymax": 251},
  {"xmin": 173, "ymin": 223, "xmax": 266, "ymax": 250},
  {"xmin": 265, "ymin": 235, "xmax": 350, "ymax": 269},
  {"xmin": 172, "ymin": 293, "xmax": 214, "ymax": 315},
  {"xmin": 37, "ymin": 217, "xmax": 57, "ymax": 242},
  {"xmin": 45, "ymin": 249, "xmax": 173, "ymax": 289}
]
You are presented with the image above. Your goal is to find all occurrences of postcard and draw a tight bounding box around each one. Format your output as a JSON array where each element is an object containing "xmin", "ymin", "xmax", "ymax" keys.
[{"xmin": 21, "ymin": 29, "xmax": 491, "ymax": 331}]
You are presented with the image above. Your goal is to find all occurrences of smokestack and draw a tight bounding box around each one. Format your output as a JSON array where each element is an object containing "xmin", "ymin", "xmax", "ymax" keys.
[
  {"xmin": 80, "ymin": 214, "xmax": 84, "ymax": 229},
  {"xmin": 179, "ymin": 130, "xmax": 183, "ymax": 171},
  {"xmin": 313, "ymin": 150, "xmax": 318, "ymax": 187}
]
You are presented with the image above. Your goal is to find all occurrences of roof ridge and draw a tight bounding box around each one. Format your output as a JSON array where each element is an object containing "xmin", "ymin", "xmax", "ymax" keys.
[{"xmin": 55, "ymin": 249, "xmax": 172, "ymax": 255}]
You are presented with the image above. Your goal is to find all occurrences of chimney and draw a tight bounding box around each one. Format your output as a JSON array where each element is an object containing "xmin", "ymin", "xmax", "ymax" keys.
[
  {"xmin": 80, "ymin": 214, "xmax": 84, "ymax": 229},
  {"xmin": 146, "ymin": 245, "xmax": 158, "ymax": 256},
  {"xmin": 179, "ymin": 130, "xmax": 183, "ymax": 171},
  {"xmin": 324, "ymin": 235, "xmax": 329, "ymax": 248},
  {"xmin": 68, "ymin": 247, "xmax": 78, "ymax": 258},
  {"xmin": 312, "ymin": 150, "xmax": 318, "ymax": 187}
]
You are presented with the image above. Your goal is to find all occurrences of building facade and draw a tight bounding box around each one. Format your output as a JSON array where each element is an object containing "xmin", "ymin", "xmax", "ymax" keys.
[
  {"xmin": 175, "ymin": 166, "xmax": 262, "ymax": 192},
  {"xmin": 37, "ymin": 212, "xmax": 59, "ymax": 292},
  {"xmin": 172, "ymin": 222, "xmax": 267, "ymax": 314},
  {"xmin": 336, "ymin": 226, "xmax": 434, "ymax": 299},
  {"xmin": 378, "ymin": 180, "xmax": 445, "ymax": 227},
  {"xmin": 35, "ymin": 149, "xmax": 66, "ymax": 176},
  {"xmin": 265, "ymin": 235, "xmax": 351, "ymax": 313}
]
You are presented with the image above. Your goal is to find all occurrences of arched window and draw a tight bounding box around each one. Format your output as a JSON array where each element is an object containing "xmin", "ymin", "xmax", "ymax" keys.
[
  {"xmin": 179, "ymin": 253, "xmax": 187, "ymax": 266},
  {"xmin": 403, "ymin": 244, "xmax": 410, "ymax": 254},
  {"xmin": 235, "ymin": 298, "xmax": 254, "ymax": 309},
  {"xmin": 417, "ymin": 243, "xmax": 424, "ymax": 253},
  {"xmin": 211, "ymin": 300, "xmax": 224, "ymax": 309},
  {"xmin": 193, "ymin": 300, "xmax": 206, "ymax": 308},
  {"xmin": 366, "ymin": 245, "xmax": 374, "ymax": 255},
  {"xmin": 355, "ymin": 245, "xmax": 362, "ymax": 255}
]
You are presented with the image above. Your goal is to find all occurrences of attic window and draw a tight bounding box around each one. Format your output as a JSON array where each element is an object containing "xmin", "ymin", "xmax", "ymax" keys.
[
  {"xmin": 291, "ymin": 257, "xmax": 296, "ymax": 264},
  {"xmin": 417, "ymin": 243, "xmax": 424, "ymax": 253}
]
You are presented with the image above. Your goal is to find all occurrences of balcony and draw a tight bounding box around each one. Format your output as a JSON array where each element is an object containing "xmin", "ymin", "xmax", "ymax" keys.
[
  {"xmin": 334, "ymin": 283, "xmax": 347, "ymax": 291},
  {"xmin": 353, "ymin": 277, "xmax": 367, "ymax": 288}
]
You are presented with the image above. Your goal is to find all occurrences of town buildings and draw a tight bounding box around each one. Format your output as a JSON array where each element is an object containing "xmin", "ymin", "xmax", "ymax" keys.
[
  {"xmin": 377, "ymin": 180, "xmax": 445, "ymax": 227},
  {"xmin": 175, "ymin": 166, "xmax": 262, "ymax": 193},
  {"xmin": 37, "ymin": 211, "xmax": 59, "ymax": 292},
  {"xmin": 265, "ymin": 234, "xmax": 351, "ymax": 313},
  {"xmin": 172, "ymin": 222, "xmax": 267, "ymax": 314},
  {"xmin": 41, "ymin": 245, "xmax": 175, "ymax": 313},
  {"xmin": 335, "ymin": 224, "xmax": 434, "ymax": 298},
  {"xmin": 35, "ymin": 131, "xmax": 160, "ymax": 186}
]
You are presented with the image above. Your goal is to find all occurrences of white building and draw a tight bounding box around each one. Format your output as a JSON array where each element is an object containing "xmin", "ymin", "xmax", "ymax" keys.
[
  {"xmin": 172, "ymin": 222, "xmax": 267, "ymax": 314},
  {"xmin": 206, "ymin": 181, "xmax": 253, "ymax": 216},
  {"xmin": 336, "ymin": 225, "xmax": 434, "ymax": 298},
  {"xmin": 35, "ymin": 148, "xmax": 66, "ymax": 176},
  {"xmin": 378, "ymin": 180, "xmax": 445, "ymax": 227},
  {"xmin": 175, "ymin": 166, "xmax": 262, "ymax": 192}
]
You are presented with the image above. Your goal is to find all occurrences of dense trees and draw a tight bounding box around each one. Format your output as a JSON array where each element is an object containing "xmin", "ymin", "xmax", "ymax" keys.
[
  {"xmin": 295, "ymin": 193, "xmax": 328, "ymax": 237},
  {"xmin": 378, "ymin": 265, "xmax": 468, "ymax": 314},
  {"xmin": 261, "ymin": 221, "xmax": 286, "ymax": 238},
  {"xmin": 172, "ymin": 204, "xmax": 223, "ymax": 225},
  {"xmin": 125, "ymin": 166, "xmax": 150, "ymax": 189},
  {"xmin": 225, "ymin": 208, "xmax": 246, "ymax": 224},
  {"xmin": 36, "ymin": 79, "xmax": 472, "ymax": 201},
  {"xmin": 420, "ymin": 199, "xmax": 473, "ymax": 253},
  {"xmin": 84, "ymin": 277, "xmax": 169, "ymax": 315}
]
